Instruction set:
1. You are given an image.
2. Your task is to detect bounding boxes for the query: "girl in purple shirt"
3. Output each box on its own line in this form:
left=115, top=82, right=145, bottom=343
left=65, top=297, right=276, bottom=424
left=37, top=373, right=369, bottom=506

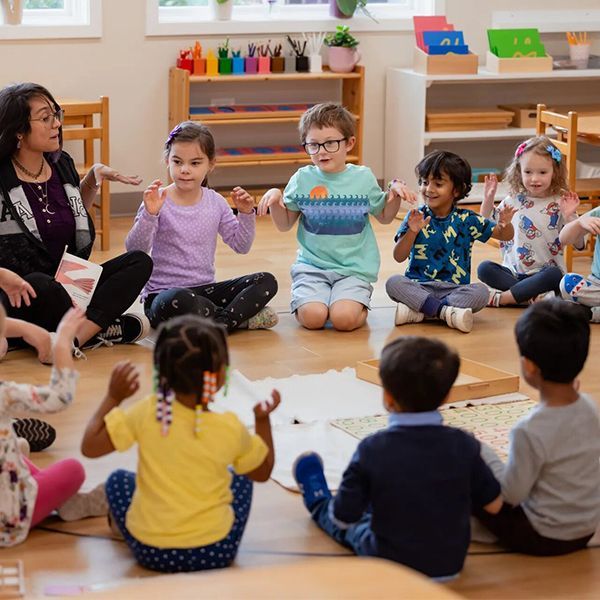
left=126, top=121, right=278, bottom=331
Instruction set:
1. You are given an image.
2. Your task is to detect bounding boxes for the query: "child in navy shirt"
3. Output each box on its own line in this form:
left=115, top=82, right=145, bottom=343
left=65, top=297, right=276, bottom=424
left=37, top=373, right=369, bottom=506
left=293, top=336, right=502, bottom=579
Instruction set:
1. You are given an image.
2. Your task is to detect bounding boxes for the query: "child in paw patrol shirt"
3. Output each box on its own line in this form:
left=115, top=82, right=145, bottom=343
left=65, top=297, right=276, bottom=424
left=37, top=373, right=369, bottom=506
left=479, top=136, right=582, bottom=308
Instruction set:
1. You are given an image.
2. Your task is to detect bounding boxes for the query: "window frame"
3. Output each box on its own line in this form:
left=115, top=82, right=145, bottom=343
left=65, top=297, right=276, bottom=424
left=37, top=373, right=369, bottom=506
left=146, top=0, right=445, bottom=36
left=0, top=0, right=102, bottom=40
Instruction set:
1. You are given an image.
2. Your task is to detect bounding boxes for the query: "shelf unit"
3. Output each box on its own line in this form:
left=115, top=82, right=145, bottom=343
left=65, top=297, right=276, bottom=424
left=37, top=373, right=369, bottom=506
left=169, top=67, right=364, bottom=185
left=385, top=67, right=600, bottom=203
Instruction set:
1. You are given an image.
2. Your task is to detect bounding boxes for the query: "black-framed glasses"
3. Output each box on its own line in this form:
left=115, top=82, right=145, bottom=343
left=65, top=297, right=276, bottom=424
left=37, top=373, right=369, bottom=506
left=303, top=138, right=347, bottom=155
left=30, top=109, right=64, bottom=128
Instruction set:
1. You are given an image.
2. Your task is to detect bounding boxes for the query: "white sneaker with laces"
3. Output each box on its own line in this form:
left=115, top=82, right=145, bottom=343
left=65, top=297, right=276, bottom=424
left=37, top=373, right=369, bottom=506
left=441, top=306, right=473, bottom=333
left=591, top=306, right=600, bottom=323
left=394, top=303, right=425, bottom=326
left=82, top=313, right=150, bottom=350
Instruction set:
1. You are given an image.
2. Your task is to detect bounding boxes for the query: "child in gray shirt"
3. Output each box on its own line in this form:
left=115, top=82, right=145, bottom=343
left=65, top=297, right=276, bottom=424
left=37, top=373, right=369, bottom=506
left=476, top=299, right=600, bottom=555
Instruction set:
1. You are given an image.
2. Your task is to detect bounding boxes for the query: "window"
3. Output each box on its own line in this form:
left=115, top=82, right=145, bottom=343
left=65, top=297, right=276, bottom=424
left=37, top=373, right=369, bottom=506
left=0, top=0, right=102, bottom=39
left=147, top=0, right=443, bottom=36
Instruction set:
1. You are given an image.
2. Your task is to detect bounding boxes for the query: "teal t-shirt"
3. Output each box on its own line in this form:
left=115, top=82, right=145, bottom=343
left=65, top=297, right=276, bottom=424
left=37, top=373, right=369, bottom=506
left=590, top=206, right=600, bottom=279
left=283, top=164, right=386, bottom=282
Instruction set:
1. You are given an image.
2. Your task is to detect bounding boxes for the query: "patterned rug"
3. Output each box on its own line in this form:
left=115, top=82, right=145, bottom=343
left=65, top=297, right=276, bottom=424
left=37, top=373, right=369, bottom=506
left=331, top=400, right=537, bottom=461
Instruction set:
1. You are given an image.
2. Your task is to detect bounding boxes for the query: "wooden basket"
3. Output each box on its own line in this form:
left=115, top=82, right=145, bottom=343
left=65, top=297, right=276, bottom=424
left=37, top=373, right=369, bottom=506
left=355, top=358, right=519, bottom=403
left=485, top=51, right=553, bottom=74
left=413, top=47, right=478, bottom=75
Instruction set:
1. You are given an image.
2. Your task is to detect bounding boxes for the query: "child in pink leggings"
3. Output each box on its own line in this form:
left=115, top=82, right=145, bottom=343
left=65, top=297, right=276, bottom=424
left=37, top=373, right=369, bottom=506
left=0, top=306, right=105, bottom=547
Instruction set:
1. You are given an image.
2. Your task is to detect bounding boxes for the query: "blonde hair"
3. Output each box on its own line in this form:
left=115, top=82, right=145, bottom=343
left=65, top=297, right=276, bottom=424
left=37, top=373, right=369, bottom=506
left=298, top=103, right=356, bottom=143
left=505, top=136, right=567, bottom=196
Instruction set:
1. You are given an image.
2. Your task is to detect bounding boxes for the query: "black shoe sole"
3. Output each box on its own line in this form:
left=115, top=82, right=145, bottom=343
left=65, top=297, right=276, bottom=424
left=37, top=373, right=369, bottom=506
left=12, top=418, right=56, bottom=452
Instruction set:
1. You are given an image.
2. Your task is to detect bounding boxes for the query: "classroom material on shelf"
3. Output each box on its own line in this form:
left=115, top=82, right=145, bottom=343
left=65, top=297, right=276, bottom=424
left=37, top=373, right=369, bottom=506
left=486, top=28, right=552, bottom=73
left=412, top=15, right=477, bottom=75
left=332, top=399, right=536, bottom=461
left=498, top=103, right=551, bottom=128
left=0, top=560, right=24, bottom=598
left=426, top=107, right=514, bottom=132
left=190, top=103, right=315, bottom=121
left=566, top=31, right=591, bottom=67
left=355, top=357, right=519, bottom=403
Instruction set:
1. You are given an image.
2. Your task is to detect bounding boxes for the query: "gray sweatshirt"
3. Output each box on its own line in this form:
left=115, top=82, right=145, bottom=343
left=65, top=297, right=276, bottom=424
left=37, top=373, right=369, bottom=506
left=481, top=394, right=600, bottom=540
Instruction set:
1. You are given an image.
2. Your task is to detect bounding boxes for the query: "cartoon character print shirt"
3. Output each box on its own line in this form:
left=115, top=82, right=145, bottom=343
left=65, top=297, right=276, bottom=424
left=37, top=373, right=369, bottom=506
left=396, top=206, right=495, bottom=285
left=284, top=164, right=386, bottom=282
left=496, top=194, right=566, bottom=275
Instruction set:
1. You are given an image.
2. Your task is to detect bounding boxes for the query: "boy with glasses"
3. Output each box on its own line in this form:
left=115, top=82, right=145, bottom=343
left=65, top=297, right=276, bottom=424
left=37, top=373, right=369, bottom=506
left=258, top=103, right=415, bottom=331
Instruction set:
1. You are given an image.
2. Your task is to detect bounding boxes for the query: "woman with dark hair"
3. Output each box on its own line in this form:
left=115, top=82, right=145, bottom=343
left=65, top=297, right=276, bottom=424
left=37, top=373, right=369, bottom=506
left=0, top=82, right=153, bottom=354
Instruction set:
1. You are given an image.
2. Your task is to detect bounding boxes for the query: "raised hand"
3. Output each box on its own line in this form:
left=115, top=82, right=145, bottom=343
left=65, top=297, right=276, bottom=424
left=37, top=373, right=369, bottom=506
left=55, top=307, right=86, bottom=346
left=559, top=191, right=580, bottom=219
left=484, top=173, right=498, bottom=205
left=253, top=389, right=281, bottom=419
left=0, top=268, right=36, bottom=308
left=93, top=164, right=142, bottom=187
left=497, top=203, right=518, bottom=229
left=257, top=188, right=284, bottom=217
left=143, top=179, right=168, bottom=216
left=107, top=361, right=140, bottom=404
left=579, top=214, right=600, bottom=235
left=407, top=208, right=431, bottom=233
left=231, top=186, right=255, bottom=214
left=389, top=179, right=418, bottom=206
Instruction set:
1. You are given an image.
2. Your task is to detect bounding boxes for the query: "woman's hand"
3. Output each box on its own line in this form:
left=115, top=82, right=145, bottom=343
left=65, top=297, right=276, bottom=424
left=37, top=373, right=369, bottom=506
left=231, top=186, right=255, bottom=214
left=143, top=179, right=168, bottom=216
left=92, top=164, right=142, bottom=187
left=0, top=268, right=36, bottom=308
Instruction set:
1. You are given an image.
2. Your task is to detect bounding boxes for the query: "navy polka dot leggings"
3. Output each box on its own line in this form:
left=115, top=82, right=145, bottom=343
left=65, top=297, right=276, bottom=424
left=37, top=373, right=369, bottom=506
left=105, top=469, right=253, bottom=572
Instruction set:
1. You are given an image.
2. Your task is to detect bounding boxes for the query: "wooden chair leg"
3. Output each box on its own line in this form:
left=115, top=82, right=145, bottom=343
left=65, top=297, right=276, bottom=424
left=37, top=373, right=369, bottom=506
left=564, top=245, right=573, bottom=272
left=100, top=181, right=110, bottom=251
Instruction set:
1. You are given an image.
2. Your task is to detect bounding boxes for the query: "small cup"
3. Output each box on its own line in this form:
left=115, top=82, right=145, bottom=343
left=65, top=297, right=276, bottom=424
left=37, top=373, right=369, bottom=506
left=569, top=43, right=591, bottom=67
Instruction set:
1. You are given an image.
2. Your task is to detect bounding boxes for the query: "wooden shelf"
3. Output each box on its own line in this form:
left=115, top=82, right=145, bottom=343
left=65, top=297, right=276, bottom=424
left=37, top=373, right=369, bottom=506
left=216, top=154, right=360, bottom=168
left=424, top=127, right=537, bottom=143
left=188, top=69, right=362, bottom=83
left=194, top=112, right=361, bottom=126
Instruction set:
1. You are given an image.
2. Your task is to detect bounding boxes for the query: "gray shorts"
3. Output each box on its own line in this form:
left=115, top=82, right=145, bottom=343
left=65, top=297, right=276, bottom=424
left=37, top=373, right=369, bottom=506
left=290, top=262, right=373, bottom=313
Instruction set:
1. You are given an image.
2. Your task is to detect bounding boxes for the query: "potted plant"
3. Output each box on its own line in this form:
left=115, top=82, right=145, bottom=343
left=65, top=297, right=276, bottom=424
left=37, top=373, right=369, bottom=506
left=329, top=0, right=376, bottom=21
left=209, top=0, right=232, bottom=21
left=325, top=26, right=361, bottom=73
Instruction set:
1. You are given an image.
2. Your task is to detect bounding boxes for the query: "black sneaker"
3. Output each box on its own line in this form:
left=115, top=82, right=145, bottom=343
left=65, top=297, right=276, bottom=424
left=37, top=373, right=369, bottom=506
left=12, top=418, right=56, bottom=452
left=82, top=313, right=150, bottom=350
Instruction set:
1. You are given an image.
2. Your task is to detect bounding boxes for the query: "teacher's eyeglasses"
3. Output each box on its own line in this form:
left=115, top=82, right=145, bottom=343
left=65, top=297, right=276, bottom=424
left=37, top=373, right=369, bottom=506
left=30, top=109, right=64, bottom=128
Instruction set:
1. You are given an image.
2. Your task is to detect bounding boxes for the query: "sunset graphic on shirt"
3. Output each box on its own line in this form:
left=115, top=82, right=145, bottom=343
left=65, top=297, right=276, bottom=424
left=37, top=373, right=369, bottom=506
left=309, top=185, right=329, bottom=200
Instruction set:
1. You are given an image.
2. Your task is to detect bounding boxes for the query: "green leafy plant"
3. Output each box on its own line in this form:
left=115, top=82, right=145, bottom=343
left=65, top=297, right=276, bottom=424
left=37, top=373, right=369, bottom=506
left=334, top=0, right=376, bottom=21
left=324, top=25, right=359, bottom=49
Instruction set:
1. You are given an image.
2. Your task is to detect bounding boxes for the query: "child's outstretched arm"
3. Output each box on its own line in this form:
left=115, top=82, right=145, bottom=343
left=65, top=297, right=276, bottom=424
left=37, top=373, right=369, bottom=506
left=81, top=361, right=140, bottom=458
left=560, top=211, right=600, bottom=247
left=5, top=318, right=53, bottom=365
left=480, top=174, right=498, bottom=219
left=490, top=204, right=516, bottom=241
left=246, top=389, right=281, bottom=482
left=393, top=209, right=431, bottom=263
left=257, top=188, right=299, bottom=231
left=375, top=180, right=418, bottom=224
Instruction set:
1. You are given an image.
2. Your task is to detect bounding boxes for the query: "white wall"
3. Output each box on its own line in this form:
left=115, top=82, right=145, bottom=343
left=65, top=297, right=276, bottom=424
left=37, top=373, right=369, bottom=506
left=0, top=0, right=597, bottom=203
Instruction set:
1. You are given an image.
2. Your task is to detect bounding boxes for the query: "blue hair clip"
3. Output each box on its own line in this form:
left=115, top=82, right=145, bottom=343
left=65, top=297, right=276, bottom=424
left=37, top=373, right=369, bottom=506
left=546, top=144, right=562, bottom=163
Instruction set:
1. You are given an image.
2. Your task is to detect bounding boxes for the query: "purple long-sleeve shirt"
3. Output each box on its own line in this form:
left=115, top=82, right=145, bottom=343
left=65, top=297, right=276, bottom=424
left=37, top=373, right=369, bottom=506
left=125, top=188, right=255, bottom=297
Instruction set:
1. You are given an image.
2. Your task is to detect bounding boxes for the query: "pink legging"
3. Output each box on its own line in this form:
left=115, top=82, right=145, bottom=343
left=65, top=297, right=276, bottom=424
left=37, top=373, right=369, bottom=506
left=23, top=457, right=85, bottom=527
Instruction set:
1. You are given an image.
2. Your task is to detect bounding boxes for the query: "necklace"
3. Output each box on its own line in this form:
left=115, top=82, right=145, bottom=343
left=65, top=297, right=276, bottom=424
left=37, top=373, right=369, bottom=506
left=13, top=156, right=45, bottom=180
left=25, top=180, right=55, bottom=224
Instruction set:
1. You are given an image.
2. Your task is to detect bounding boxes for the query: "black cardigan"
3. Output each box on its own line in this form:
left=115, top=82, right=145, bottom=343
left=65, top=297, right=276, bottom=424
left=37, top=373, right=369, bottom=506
left=0, top=152, right=95, bottom=276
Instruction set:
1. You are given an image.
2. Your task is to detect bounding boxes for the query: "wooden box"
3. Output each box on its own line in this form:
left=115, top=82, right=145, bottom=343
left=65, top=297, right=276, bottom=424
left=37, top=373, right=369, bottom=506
left=497, top=103, right=550, bottom=128
left=485, top=51, right=553, bottom=74
left=355, top=358, right=519, bottom=403
left=426, top=107, right=514, bottom=131
left=413, top=47, right=478, bottom=75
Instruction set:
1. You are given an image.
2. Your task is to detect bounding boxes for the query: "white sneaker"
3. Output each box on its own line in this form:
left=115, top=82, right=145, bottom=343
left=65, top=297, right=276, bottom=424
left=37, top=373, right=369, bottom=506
left=530, top=291, right=556, bottom=304
left=394, top=302, right=425, bottom=326
left=441, top=306, right=473, bottom=333
left=591, top=306, right=600, bottom=323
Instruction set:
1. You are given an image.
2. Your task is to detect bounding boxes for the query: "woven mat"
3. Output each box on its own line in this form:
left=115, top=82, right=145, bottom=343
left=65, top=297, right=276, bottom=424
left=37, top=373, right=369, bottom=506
left=332, top=400, right=537, bottom=461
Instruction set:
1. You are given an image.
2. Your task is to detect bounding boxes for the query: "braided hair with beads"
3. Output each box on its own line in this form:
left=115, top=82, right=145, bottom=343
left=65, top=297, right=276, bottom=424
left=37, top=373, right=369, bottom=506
left=153, top=315, right=229, bottom=437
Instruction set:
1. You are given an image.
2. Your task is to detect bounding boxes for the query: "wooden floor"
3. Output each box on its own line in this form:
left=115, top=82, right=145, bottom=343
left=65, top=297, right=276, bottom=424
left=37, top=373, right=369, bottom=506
left=2, top=215, right=599, bottom=598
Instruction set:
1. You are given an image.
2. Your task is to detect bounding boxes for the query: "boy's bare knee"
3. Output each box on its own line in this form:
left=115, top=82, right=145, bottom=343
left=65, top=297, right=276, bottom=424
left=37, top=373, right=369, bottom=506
left=329, top=304, right=366, bottom=331
left=297, top=304, right=328, bottom=330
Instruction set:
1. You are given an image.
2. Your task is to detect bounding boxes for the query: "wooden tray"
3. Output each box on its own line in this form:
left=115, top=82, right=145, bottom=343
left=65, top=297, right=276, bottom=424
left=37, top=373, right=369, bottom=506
left=426, top=107, right=514, bottom=131
left=486, top=51, right=553, bottom=74
left=498, top=103, right=549, bottom=128
left=355, top=358, right=519, bottom=403
left=413, top=47, right=478, bottom=75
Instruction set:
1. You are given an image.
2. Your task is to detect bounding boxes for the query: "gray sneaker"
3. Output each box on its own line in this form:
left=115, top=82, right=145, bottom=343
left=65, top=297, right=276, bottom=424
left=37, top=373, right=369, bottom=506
left=57, top=483, right=108, bottom=522
left=394, top=302, right=425, bottom=326
left=441, top=306, right=473, bottom=333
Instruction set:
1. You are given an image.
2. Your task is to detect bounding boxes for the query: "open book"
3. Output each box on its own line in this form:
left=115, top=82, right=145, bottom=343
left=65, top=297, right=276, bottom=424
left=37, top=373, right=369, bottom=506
left=55, top=248, right=103, bottom=310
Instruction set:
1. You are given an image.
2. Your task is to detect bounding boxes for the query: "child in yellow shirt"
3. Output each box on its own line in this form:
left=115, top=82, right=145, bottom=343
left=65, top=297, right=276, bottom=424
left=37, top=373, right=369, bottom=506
left=81, top=316, right=280, bottom=572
